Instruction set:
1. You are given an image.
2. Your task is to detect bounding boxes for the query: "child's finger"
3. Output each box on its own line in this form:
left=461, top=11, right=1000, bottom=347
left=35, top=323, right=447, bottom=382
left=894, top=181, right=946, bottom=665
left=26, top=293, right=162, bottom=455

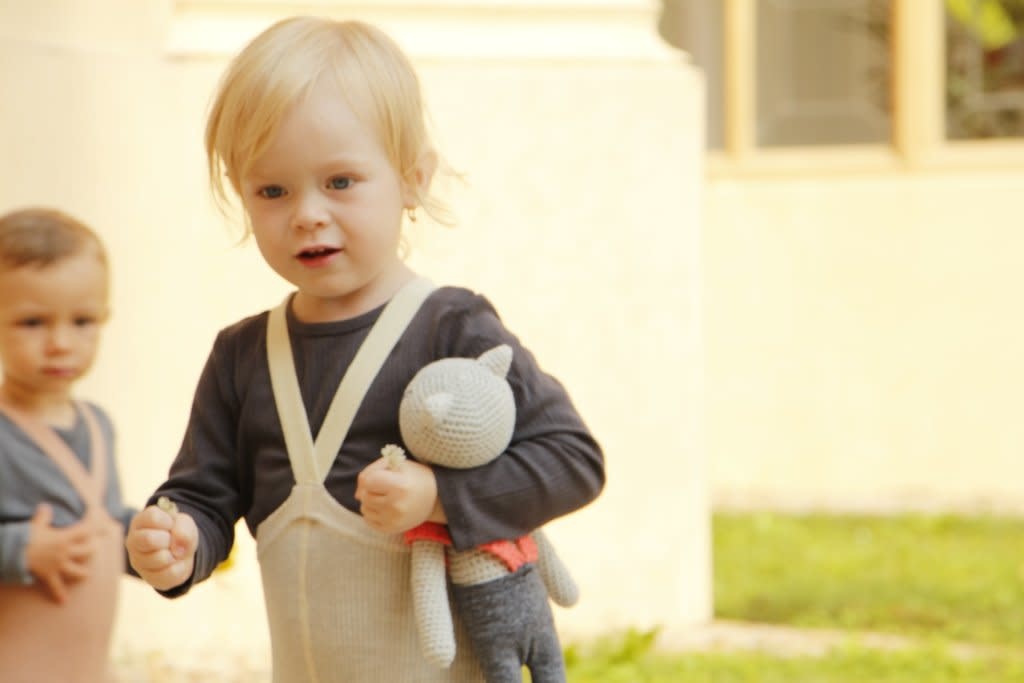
left=58, top=559, right=91, bottom=585
left=360, top=506, right=383, bottom=528
left=126, top=527, right=172, bottom=554
left=357, top=465, right=400, bottom=498
left=61, top=522, right=97, bottom=545
left=128, top=547, right=178, bottom=573
left=133, top=553, right=194, bottom=592
left=129, top=505, right=175, bottom=533
left=30, top=502, right=54, bottom=527
left=61, top=556, right=91, bottom=578
left=39, top=571, right=69, bottom=604
left=148, top=560, right=193, bottom=590
left=169, top=513, right=198, bottom=559
left=65, top=533, right=97, bottom=562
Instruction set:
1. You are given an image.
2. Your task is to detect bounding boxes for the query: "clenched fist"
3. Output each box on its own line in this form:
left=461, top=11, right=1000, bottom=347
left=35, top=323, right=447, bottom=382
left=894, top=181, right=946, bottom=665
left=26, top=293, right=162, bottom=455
left=125, top=502, right=198, bottom=591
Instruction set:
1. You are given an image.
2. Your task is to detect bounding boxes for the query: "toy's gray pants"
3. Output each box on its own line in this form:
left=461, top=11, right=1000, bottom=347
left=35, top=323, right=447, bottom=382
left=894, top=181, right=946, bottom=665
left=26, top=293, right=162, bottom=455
left=451, top=565, right=566, bottom=683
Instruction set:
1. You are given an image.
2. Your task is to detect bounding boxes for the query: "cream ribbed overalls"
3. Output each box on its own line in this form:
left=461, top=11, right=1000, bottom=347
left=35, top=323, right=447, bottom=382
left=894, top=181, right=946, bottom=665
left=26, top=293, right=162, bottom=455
left=0, top=402, right=122, bottom=683
left=257, top=278, right=483, bottom=682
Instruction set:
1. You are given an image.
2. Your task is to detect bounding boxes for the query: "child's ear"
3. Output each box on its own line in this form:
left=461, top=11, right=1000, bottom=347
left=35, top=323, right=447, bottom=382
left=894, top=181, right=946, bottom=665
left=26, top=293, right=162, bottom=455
left=403, top=149, right=438, bottom=209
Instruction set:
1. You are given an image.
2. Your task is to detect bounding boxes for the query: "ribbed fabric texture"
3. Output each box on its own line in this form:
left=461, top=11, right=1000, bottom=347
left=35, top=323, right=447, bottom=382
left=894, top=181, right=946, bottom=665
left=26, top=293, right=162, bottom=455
left=259, top=281, right=483, bottom=681
left=257, top=486, right=482, bottom=681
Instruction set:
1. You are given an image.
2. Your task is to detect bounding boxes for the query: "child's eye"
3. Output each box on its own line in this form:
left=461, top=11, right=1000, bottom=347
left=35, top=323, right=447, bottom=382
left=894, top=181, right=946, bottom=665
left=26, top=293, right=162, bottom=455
left=17, top=317, right=44, bottom=328
left=74, top=316, right=98, bottom=327
left=258, top=185, right=286, bottom=199
left=327, top=176, right=352, bottom=190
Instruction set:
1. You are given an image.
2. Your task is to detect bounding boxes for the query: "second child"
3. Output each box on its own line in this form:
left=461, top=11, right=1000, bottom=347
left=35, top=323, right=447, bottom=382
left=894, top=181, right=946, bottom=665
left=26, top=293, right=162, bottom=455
left=0, top=207, right=137, bottom=683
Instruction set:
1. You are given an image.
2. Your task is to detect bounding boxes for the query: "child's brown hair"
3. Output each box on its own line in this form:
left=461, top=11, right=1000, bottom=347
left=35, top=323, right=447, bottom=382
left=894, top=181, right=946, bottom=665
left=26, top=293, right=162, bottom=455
left=0, top=208, right=107, bottom=271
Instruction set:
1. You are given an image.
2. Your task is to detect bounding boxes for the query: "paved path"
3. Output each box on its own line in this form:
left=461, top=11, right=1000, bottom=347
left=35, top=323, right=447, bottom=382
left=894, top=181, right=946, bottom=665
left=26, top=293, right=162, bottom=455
left=113, top=619, right=1006, bottom=681
left=113, top=653, right=270, bottom=683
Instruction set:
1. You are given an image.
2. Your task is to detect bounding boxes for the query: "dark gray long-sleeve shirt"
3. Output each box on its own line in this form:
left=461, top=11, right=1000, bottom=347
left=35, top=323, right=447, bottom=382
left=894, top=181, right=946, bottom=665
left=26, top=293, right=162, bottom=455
left=151, top=287, right=605, bottom=593
left=0, top=403, right=136, bottom=584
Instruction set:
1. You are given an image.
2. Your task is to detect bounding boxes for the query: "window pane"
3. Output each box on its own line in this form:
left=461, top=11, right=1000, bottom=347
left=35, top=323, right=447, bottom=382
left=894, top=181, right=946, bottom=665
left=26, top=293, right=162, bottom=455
left=946, top=0, right=1024, bottom=140
left=756, top=0, right=892, bottom=147
left=659, top=0, right=725, bottom=150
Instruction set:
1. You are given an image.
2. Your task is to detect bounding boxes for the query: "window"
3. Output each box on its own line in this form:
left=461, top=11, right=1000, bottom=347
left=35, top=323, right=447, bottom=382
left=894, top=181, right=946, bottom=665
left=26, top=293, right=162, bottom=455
left=756, top=0, right=892, bottom=147
left=660, top=0, right=1024, bottom=172
left=946, top=0, right=1024, bottom=140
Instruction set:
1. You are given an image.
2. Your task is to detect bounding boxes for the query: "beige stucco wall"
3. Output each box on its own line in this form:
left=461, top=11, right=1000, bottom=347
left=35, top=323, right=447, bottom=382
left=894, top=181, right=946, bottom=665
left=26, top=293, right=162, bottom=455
left=706, top=170, right=1024, bottom=512
left=0, top=0, right=708, bottom=666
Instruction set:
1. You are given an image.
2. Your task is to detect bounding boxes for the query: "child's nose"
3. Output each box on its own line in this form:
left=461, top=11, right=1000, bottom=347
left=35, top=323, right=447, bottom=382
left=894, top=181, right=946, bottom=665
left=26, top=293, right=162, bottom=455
left=292, top=194, right=330, bottom=232
left=46, top=324, right=74, bottom=352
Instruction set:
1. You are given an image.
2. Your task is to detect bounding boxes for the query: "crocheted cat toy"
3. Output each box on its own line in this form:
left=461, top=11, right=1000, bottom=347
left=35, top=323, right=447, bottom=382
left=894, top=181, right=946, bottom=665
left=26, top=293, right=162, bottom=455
left=382, top=344, right=578, bottom=682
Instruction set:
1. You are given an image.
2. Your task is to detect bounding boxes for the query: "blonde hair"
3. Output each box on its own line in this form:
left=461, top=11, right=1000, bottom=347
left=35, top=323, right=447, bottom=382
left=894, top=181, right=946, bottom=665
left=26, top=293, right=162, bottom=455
left=206, top=17, right=447, bottom=236
left=0, top=207, right=107, bottom=271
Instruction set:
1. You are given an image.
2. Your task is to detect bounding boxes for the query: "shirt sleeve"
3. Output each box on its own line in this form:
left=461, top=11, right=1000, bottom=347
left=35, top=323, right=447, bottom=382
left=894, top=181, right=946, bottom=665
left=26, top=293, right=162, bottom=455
left=0, top=521, right=34, bottom=585
left=430, top=292, right=605, bottom=550
left=147, top=331, right=244, bottom=596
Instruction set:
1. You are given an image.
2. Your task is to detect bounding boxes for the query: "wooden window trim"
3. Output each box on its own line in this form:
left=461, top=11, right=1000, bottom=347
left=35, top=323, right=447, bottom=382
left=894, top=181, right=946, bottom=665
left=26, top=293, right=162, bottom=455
left=891, top=0, right=943, bottom=166
left=715, top=0, right=1024, bottom=178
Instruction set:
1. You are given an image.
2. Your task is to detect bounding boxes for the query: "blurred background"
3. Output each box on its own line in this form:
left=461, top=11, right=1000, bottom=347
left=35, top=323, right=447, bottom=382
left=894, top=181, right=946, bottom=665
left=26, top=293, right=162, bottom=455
left=1, top=0, right=1023, bottom=678
left=663, top=0, right=1024, bottom=514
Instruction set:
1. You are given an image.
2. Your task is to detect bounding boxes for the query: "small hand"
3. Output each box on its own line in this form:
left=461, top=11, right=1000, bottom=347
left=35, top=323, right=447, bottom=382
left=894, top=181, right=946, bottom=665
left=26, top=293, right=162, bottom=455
left=356, top=457, right=444, bottom=534
left=25, top=503, right=96, bottom=604
left=125, top=503, right=198, bottom=591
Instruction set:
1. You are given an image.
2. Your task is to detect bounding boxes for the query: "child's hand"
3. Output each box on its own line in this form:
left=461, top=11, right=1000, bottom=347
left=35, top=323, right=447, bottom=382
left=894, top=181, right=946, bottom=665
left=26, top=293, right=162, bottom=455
left=25, top=503, right=96, bottom=604
left=125, top=501, right=198, bottom=591
left=355, top=457, right=444, bottom=534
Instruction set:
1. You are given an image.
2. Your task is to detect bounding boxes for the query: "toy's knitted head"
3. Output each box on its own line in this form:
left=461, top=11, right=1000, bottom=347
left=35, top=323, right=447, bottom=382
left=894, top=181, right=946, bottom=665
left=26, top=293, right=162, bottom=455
left=399, top=345, right=515, bottom=469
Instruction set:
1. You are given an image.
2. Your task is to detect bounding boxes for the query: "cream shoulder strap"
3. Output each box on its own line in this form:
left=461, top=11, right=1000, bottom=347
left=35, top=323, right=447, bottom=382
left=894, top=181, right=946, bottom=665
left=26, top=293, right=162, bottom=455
left=266, top=278, right=436, bottom=483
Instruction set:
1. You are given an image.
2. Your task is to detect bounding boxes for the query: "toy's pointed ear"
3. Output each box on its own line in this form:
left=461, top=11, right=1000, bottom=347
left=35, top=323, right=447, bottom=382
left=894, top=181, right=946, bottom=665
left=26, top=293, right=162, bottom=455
left=478, top=344, right=513, bottom=378
left=424, top=393, right=454, bottom=427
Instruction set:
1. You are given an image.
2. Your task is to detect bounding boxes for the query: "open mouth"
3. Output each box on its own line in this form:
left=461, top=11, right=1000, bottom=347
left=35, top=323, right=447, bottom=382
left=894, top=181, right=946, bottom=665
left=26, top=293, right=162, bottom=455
left=297, top=246, right=342, bottom=261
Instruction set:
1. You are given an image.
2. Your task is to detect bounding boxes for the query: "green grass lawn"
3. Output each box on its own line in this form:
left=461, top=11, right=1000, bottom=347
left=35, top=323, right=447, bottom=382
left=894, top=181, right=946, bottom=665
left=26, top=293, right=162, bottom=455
left=714, top=512, right=1024, bottom=645
left=566, top=640, right=1024, bottom=683
left=565, top=512, right=1024, bottom=682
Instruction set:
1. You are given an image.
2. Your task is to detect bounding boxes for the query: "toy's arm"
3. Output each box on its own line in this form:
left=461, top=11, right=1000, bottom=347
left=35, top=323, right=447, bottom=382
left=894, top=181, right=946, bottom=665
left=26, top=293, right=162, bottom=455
left=532, top=529, right=579, bottom=607
left=410, top=541, right=457, bottom=667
